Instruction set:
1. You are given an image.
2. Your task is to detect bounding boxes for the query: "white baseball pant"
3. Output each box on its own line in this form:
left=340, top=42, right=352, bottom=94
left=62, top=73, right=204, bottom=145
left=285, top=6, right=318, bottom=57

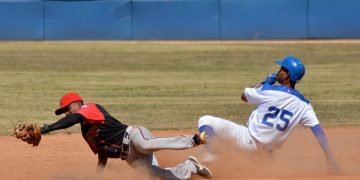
left=198, top=115, right=257, bottom=151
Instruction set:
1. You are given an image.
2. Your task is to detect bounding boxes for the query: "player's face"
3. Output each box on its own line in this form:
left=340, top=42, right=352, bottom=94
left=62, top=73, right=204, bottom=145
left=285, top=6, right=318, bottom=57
left=276, top=67, right=290, bottom=84
left=65, top=101, right=81, bottom=116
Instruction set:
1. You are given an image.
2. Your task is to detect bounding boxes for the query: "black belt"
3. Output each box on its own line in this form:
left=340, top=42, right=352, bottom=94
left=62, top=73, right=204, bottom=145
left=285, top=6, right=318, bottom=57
left=120, top=126, right=131, bottom=160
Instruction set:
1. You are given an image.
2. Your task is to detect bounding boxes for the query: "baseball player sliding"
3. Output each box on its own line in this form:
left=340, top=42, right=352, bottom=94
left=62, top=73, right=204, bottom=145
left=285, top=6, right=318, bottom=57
left=198, top=56, right=341, bottom=174
left=15, top=92, right=212, bottom=179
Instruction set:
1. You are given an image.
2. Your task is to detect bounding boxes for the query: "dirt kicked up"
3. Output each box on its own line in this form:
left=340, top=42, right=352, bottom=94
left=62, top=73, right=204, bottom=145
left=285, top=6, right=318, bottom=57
left=2, top=128, right=360, bottom=180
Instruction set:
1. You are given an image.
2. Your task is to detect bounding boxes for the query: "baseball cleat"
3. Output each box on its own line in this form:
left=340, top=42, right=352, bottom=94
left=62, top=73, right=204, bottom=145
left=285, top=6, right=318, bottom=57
left=188, top=156, right=212, bottom=178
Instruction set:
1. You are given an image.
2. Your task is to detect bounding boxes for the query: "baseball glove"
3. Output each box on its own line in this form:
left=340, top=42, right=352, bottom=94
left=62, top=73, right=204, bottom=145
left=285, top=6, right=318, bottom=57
left=14, top=122, right=41, bottom=146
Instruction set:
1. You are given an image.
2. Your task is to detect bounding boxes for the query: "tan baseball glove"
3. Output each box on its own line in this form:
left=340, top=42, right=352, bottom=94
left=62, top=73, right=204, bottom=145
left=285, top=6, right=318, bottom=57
left=14, top=122, right=41, bottom=146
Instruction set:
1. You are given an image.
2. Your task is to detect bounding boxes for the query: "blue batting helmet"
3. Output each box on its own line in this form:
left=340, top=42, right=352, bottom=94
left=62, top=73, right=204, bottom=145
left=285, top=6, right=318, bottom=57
left=276, top=56, right=305, bottom=83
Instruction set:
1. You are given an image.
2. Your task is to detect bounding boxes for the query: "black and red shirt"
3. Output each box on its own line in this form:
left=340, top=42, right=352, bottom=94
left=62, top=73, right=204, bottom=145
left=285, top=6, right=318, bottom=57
left=41, top=103, right=128, bottom=155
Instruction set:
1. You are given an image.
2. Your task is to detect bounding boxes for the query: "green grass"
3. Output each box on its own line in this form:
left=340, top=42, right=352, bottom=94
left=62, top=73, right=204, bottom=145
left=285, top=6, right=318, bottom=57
left=0, top=42, right=359, bottom=135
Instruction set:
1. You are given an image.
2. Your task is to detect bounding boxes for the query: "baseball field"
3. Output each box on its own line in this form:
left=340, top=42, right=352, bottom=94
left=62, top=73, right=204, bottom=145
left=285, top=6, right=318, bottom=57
left=0, top=41, right=359, bottom=179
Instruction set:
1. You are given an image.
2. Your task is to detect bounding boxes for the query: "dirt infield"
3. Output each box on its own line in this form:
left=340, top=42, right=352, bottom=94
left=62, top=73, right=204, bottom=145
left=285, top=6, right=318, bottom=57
left=2, top=128, right=360, bottom=180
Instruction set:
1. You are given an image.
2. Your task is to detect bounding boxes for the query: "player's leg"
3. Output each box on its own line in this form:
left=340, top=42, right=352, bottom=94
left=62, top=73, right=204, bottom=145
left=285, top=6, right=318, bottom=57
left=198, top=115, right=257, bottom=150
left=129, top=126, right=196, bottom=154
left=126, top=146, right=211, bottom=179
left=126, top=126, right=212, bottom=178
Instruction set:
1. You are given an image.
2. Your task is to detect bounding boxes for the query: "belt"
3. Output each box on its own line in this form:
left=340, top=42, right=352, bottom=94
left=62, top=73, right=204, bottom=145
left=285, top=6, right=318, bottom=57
left=120, top=126, right=132, bottom=160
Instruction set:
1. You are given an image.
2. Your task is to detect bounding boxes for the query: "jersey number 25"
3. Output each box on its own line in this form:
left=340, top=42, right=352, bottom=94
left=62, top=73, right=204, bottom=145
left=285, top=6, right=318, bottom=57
left=262, top=106, right=293, bottom=132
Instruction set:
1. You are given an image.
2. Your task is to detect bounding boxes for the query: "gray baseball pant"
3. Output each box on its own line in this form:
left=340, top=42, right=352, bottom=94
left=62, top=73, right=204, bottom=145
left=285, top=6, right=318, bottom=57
left=124, top=126, right=198, bottom=180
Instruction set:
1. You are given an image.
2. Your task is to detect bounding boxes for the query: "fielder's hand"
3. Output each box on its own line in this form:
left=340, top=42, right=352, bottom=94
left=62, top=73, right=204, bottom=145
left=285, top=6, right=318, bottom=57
left=14, top=122, right=42, bottom=146
left=193, top=132, right=208, bottom=145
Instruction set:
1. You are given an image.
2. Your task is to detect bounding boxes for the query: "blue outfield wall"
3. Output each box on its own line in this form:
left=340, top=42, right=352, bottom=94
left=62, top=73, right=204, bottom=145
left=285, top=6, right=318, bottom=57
left=44, top=0, right=131, bottom=40
left=0, top=0, right=43, bottom=40
left=132, top=0, right=219, bottom=40
left=308, top=0, right=360, bottom=39
left=1, top=0, right=360, bottom=40
left=220, top=0, right=308, bottom=40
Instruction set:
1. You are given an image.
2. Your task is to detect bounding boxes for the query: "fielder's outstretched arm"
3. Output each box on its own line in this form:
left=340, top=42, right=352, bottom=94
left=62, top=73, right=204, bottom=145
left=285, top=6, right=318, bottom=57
left=311, top=124, right=340, bottom=174
left=40, top=113, right=84, bottom=134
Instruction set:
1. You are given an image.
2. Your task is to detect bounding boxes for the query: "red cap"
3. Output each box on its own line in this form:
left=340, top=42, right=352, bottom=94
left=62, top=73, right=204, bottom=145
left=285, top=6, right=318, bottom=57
left=55, top=92, right=83, bottom=115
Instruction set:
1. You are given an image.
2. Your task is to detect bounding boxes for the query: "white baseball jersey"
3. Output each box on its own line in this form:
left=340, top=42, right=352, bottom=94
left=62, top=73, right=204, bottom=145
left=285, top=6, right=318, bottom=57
left=244, top=84, right=319, bottom=151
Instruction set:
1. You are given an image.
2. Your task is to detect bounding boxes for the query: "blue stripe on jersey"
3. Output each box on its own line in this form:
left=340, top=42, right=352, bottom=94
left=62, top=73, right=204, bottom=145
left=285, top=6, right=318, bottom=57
left=261, top=84, right=310, bottom=104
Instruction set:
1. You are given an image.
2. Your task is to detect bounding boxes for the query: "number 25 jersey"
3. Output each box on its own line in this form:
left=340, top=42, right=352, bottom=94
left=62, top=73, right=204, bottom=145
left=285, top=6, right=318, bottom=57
left=244, top=84, right=319, bottom=151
